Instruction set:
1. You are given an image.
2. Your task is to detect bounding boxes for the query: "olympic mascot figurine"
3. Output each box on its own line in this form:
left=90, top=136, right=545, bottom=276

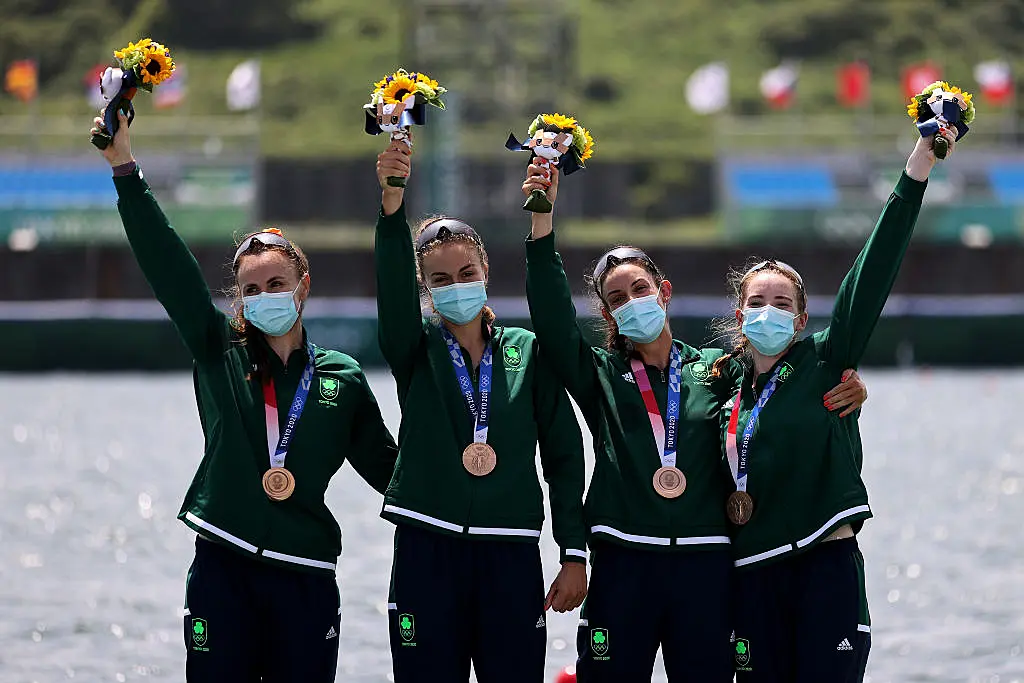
left=907, top=81, right=976, bottom=159
left=91, top=38, right=176, bottom=150
left=506, top=113, right=594, bottom=213
left=364, top=69, right=446, bottom=187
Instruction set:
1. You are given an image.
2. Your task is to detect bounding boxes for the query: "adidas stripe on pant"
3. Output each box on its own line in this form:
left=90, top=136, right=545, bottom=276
left=183, top=537, right=341, bottom=682
left=387, top=524, right=547, bottom=683
left=732, top=537, right=871, bottom=683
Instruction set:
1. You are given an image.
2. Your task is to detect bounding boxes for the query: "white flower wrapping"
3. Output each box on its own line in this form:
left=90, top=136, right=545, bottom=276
left=100, top=67, right=124, bottom=103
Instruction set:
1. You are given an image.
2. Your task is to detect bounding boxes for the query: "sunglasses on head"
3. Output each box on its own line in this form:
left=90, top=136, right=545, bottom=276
left=414, top=218, right=482, bottom=252
left=233, top=230, right=292, bottom=266
left=592, top=247, right=658, bottom=291
left=744, top=259, right=804, bottom=288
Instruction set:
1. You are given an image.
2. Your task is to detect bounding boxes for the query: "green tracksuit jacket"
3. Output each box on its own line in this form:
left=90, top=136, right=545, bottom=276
left=374, top=204, right=587, bottom=563
left=723, top=172, right=927, bottom=569
left=526, top=232, right=742, bottom=551
left=115, top=168, right=398, bottom=575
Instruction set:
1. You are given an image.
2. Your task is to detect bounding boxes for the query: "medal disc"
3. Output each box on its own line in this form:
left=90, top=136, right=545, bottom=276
left=652, top=466, right=686, bottom=498
left=462, top=443, right=497, bottom=476
left=262, top=467, right=295, bottom=501
left=726, top=491, right=754, bottom=525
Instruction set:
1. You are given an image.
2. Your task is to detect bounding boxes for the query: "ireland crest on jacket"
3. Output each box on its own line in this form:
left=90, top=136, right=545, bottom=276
left=590, top=628, right=609, bottom=658
left=503, top=344, right=523, bottom=370
left=320, top=377, right=340, bottom=400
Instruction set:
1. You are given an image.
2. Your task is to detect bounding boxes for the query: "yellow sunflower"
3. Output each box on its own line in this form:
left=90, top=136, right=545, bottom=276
left=381, top=74, right=417, bottom=104
left=577, top=125, right=595, bottom=162
left=113, top=38, right=153, bottom=62
left=139, top=43, right=175, bottom=86
left=540, top=113, right=578, bottom=131
left=906, top=99, right=920, bottom=120
left=414, top=73, right=440, bottom=90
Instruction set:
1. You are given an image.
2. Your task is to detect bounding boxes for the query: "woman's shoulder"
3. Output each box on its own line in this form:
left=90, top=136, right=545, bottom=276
left=496, top=325, right=534, bottom=343
left=313, top=347, right=367, bottom=380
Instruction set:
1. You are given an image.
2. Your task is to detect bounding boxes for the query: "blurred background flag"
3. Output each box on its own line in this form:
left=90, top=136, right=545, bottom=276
left=837, top=61, right=870, bottom=108
left=4, top=60, right=38, bottom=103
left=154, top=63, right=187, bottom=109
left=85, top=64, right=108, bottom=110
left=760, top=62, right=798, bottom=109
left=974, top=60, right=1013, bottom=106
left=685, top=62, right=730, bottom=114
left=226, top=59, right=260, bottom=111
left=901, top=61, right=941, bottom=99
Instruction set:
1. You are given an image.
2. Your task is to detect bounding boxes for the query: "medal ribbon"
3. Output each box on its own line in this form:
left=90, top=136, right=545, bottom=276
left=440, top=327, right=493, bottom=445
left=262, top=342, right=317, bottom=469
left=726, top=364, right=784, bottom=492
left=629, top=345, right=683, bottom=468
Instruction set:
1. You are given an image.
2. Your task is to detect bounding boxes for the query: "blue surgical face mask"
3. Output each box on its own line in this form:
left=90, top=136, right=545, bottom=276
left=243, top=283, right=302, bottom=337
left=741, top=305, right=797, bottom=356
left=611, top=294, right=667, bottom=344
left=430, top=280, right=488, bottom=325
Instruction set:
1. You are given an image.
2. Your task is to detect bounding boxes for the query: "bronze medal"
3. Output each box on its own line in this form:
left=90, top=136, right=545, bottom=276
left=262, top=467, right=295, bottom=501
left=652, top=466, right=686, bottom=499
left=727, top=491, right=754, bottom=525
left=462, top=443, right=497, bottom=476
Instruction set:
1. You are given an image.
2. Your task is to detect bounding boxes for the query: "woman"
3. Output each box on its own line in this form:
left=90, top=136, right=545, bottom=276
left=521, top=160, right=867, bottom=681
left=91, top=111, right=399, bottom=682
left=374, top=141, right=588, bottom=682
left=711, top=128, right=957, bottom=683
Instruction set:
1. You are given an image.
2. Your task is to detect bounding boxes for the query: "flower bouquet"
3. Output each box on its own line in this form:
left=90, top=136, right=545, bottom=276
left=90, top=39, right=176, bottom=150
left=907, top=81, right=975, bottom=159
left=364, top=68, right=446, bottom=187
left=506, top=113, right=594, bottom=213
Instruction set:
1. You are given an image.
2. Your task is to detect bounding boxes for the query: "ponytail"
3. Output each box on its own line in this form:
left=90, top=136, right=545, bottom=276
left=602, top=318, right=631, bottom=355
left=710, top=338, right=748, bottom=379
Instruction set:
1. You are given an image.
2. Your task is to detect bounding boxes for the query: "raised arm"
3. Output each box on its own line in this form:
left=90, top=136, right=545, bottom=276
left=822, top=130, right=953, bottom=368
left=523, top=163, right=601, bottom=410
left=92, top=111, right=226, bottom=361
left=374, top=142, right=427, bottom=383
left=343, top=367, right=399, bottom=495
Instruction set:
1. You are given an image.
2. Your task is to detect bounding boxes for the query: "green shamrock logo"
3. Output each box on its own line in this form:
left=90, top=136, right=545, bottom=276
left=736, top=641, right=746, bottom=654
left=503, top=344, right=522, bottom=368
left=398, top=613, right=415, bottom=642
left=191, top=618, right=208, bottom=647
left=593, top=631, right=605, bottom=645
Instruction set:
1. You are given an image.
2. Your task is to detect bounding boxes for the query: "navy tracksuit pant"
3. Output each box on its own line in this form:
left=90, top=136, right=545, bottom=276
left=388, top=523, right=548, bottom=683
left=576, top=541, right=735, bottom=682
left=183, top=537, right=342, bottom=682
left=732, top=537, right=871, bottom=682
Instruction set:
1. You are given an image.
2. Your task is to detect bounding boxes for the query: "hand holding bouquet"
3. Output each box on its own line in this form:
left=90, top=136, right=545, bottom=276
left=90, top=38, right=175, bottom=150
left=506, top=113, right=594, bottom=213
left=907, top=81, right=975, bottom=159
left=364, top=69, right=446, bottom=187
